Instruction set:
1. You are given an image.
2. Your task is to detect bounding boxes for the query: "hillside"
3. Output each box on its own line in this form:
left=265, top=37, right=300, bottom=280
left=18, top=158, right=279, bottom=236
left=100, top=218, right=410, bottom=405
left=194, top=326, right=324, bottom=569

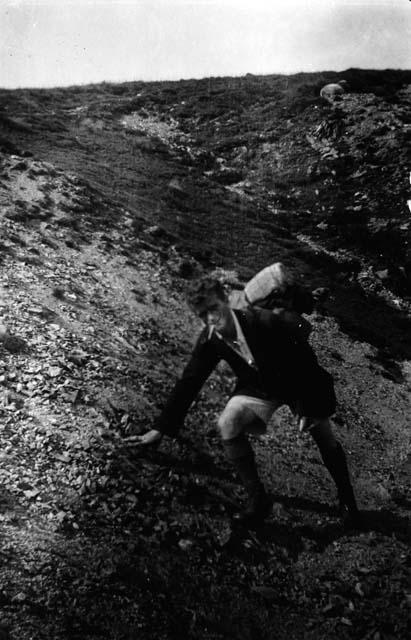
left=0, top=70, right=410, bottom=639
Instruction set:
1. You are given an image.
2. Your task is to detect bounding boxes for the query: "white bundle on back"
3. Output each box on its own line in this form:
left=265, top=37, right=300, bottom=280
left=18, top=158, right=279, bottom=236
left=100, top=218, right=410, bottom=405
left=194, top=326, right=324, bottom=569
left=244, top=262, right=294, bottom=307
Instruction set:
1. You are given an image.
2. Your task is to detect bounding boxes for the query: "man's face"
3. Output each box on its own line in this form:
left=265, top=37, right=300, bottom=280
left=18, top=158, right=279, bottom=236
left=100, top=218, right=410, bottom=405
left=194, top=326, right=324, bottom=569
left=194, top=295, right=234, bottom=337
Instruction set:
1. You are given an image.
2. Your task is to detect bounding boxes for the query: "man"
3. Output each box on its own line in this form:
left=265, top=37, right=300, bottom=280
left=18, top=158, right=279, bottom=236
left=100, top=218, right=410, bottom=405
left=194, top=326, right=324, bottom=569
left=138, top=277, right=361, bottom=526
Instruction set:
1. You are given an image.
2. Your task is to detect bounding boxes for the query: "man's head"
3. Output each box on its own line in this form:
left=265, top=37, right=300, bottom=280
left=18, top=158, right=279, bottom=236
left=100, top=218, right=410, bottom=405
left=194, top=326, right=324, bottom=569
left=187, top=277, right=235, bottom=337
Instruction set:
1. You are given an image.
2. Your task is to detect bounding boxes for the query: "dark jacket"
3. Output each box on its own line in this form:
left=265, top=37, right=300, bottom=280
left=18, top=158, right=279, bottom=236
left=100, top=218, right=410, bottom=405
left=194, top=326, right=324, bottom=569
left=154, top=307, right=336, bottom=437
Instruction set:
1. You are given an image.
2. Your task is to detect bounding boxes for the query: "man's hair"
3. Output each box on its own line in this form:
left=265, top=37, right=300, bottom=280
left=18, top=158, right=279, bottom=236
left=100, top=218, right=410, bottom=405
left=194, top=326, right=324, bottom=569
left=186, top=276, right=227, bottom=308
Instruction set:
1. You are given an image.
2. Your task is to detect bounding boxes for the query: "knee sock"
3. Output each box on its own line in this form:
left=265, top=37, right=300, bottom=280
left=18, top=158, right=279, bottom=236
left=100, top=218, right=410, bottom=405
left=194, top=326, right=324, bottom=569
left=316, top=441, right=358, bottom=513
left=223, top=433, right=262, bottom=493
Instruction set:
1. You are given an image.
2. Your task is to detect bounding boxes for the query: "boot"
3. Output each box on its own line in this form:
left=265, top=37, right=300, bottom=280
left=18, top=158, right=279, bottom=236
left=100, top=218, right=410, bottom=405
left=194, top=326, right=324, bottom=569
left=319, top=441, right=362, bottom=528
left=223, top=434, right=272, bottom=523
left=240, top=481, right=273, bottom=523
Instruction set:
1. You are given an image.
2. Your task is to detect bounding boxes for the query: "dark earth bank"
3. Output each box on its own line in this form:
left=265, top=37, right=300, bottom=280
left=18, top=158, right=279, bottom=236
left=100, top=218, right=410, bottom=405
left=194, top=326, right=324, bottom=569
left=0, top=69, right=410, bottom=639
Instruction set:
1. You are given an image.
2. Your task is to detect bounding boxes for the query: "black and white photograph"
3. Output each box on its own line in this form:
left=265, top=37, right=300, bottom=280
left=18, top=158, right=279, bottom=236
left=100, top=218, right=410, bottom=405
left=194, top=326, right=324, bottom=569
left=0, top=1, right=410, bottom=638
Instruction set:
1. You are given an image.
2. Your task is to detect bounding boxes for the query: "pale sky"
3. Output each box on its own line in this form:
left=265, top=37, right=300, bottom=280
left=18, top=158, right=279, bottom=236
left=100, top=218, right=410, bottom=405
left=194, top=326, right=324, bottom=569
left=1, top=0, right=410, bottom=89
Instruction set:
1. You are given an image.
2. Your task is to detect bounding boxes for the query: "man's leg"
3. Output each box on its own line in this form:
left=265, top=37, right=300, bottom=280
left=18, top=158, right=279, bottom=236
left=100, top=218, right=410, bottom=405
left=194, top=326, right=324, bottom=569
left=217, top=397, right=273, bottom=521
left=309, top=419, right=360, bottom=524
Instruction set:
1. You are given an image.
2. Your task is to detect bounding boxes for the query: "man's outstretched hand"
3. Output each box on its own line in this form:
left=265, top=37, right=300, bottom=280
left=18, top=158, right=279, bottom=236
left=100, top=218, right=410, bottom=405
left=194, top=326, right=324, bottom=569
left=298, top=416, right=311, bottom=433
left=132, top=429, right=163, bottom=446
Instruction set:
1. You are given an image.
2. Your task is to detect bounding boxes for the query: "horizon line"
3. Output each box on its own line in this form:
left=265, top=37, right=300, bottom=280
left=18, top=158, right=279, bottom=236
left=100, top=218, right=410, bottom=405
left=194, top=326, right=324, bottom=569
left=2, top=66, right=410, bottom=92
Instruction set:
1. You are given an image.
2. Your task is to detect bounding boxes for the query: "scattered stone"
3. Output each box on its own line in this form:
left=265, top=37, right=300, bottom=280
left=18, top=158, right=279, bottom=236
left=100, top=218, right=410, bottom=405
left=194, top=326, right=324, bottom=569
left=0, top=332, right=28, bottom=354
left=178, top=539, right=194, bottom=551
left=11, top=592, right=27, bottom=603
left=23, top=489, right=40, bottom=500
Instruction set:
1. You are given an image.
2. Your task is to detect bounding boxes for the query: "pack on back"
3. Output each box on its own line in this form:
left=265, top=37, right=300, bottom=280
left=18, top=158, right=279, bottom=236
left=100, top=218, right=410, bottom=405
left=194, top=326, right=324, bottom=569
left=244, top=263, right=293, bottom=308
left=229, top=262, right=312, bottom=341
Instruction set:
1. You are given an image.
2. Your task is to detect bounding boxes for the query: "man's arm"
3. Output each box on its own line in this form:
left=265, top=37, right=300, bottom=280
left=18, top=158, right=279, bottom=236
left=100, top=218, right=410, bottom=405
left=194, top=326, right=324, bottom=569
left=144, top=328, right=220, bottom=440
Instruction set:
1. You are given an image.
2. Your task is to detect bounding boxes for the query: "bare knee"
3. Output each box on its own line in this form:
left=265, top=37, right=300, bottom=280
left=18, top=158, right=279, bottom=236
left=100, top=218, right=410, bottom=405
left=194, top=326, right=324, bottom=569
left=218, top=405, right=259, bottom=440
left=217, top=406, right=244, bottom=440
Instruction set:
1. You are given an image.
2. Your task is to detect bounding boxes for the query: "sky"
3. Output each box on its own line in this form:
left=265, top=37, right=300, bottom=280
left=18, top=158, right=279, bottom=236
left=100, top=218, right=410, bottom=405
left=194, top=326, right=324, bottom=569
left=1, top=0, right=410, bottom=89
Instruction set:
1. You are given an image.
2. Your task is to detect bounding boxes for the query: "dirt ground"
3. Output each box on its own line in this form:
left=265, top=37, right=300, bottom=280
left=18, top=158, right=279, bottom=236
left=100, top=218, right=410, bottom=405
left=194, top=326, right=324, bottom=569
left=0, top=71, right=410, bottom=639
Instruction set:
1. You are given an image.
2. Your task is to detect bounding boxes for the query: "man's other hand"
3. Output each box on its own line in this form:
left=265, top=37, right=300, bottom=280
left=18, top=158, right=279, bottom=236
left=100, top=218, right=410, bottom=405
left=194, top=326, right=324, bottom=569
left=298, top=416, right=311, bottom=433
left=133, top=429, right=163, bottom=446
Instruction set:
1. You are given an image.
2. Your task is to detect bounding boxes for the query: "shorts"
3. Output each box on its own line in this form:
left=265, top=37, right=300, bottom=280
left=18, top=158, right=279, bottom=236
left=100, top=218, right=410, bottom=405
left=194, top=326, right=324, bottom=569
left=221, top=394, right=280, bottom=435
left=221, top=394, right=331, bottom=436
